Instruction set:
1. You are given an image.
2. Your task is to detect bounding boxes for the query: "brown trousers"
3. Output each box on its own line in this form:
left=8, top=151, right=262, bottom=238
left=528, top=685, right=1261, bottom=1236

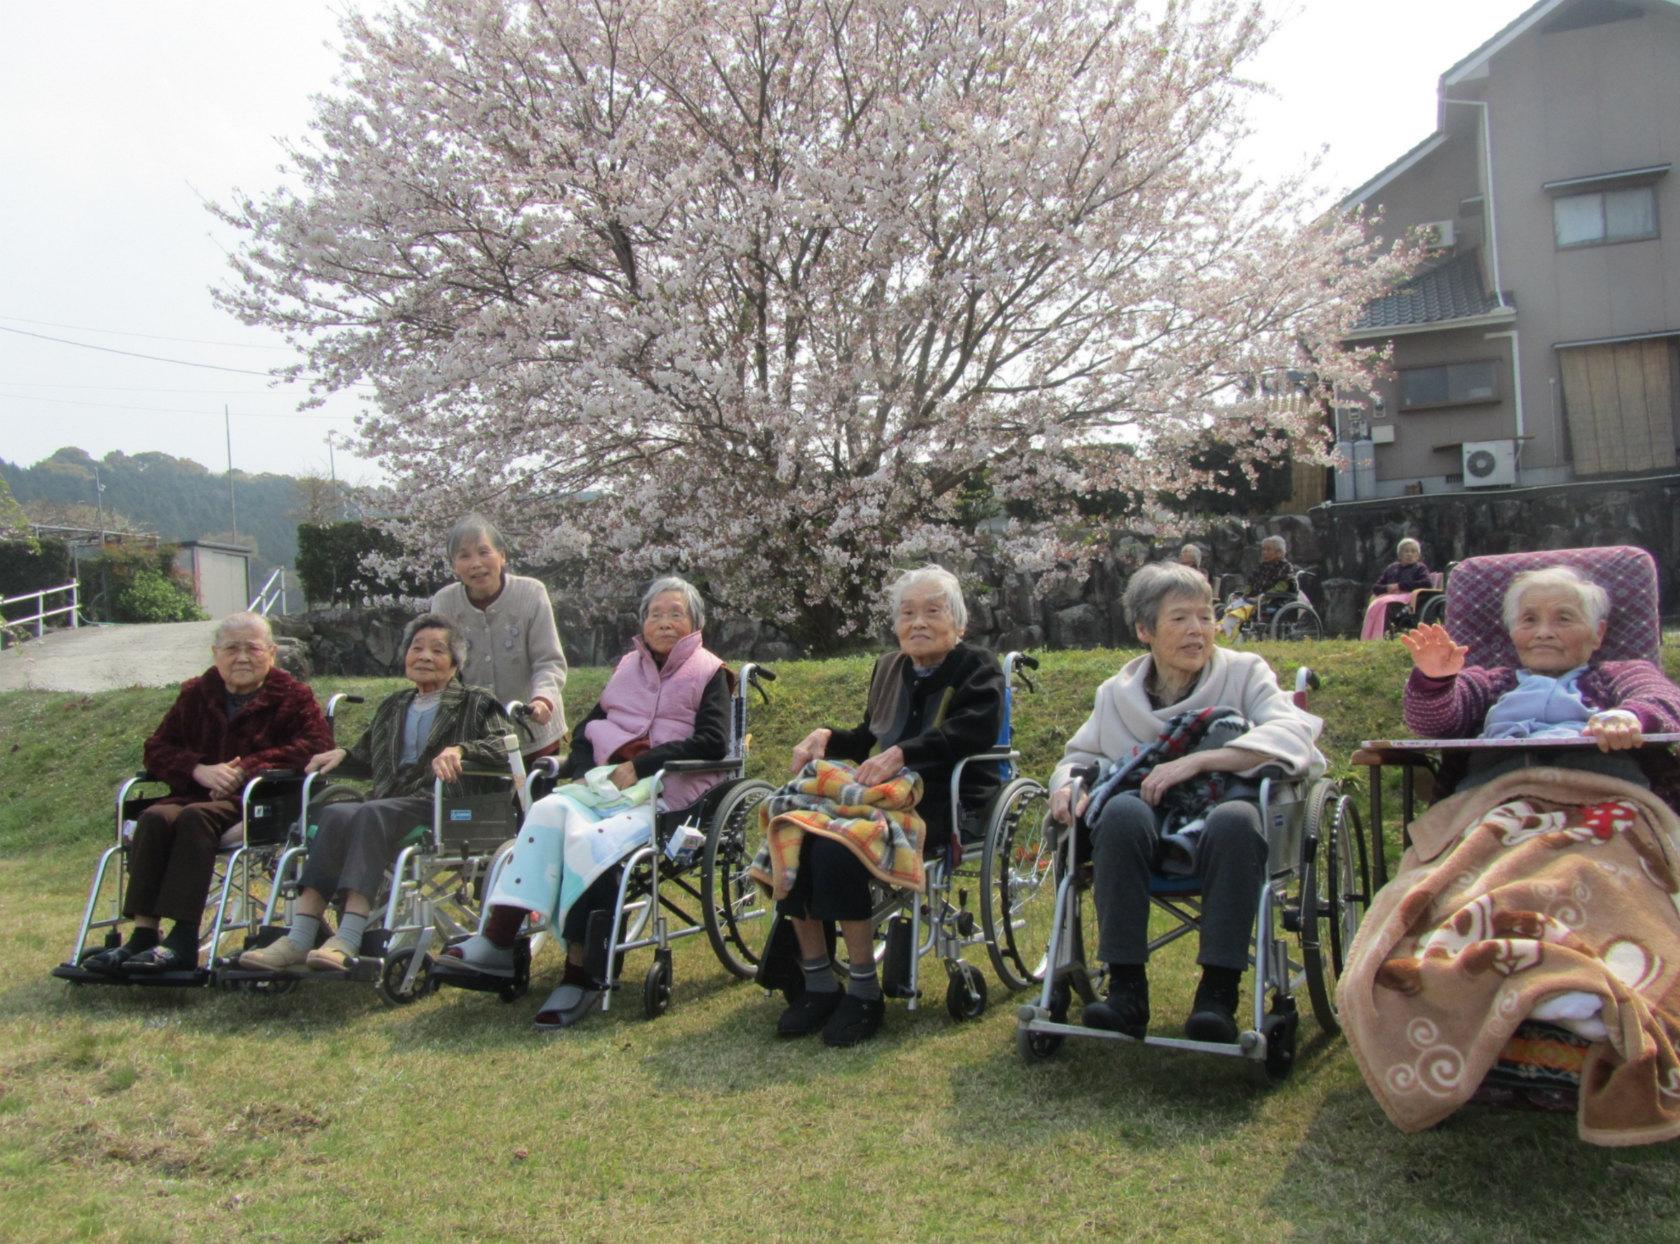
left=123, top=800, right=241, bottom=928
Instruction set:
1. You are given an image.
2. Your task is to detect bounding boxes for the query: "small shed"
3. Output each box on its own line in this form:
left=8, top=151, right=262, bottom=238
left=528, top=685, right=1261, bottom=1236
left=175, top=540, right=252, bottom=618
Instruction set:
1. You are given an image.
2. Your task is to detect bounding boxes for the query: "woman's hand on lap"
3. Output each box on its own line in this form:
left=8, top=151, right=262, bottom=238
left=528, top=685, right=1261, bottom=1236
left=852, top=746, right=906, bottom=788
left=305, top=748, right=346, bottom=776
left=609, top=761, right=638, bottom=789
left=1138, top=754, right=1205, bottom=806
left=791, top=728, right=831, bottom=773
left=432, top=746, right=465, bottom=782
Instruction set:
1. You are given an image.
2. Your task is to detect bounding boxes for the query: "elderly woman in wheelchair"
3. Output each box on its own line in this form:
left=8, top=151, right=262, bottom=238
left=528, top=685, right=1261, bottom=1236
left=1048, top=562, right=1325, bottom=1043
left=79, top=611, right=332, bottom=975
left=764, top=564, right=1006, bottom=1047
left=438, top=576, right=731, bottom=1031
left=237, top=613, right=513, bottom=974
left=1343, top=552, right=1680, bottom=1143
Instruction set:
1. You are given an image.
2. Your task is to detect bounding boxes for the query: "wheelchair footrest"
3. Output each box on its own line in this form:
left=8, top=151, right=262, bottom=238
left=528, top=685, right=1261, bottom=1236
left=51, top=963, right=211, bottom=988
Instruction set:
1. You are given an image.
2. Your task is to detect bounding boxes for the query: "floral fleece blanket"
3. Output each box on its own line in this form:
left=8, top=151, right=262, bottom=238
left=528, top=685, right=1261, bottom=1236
left=748, top=758, right=926, bottom=897
left=1338, top=767, right=1680, bottom=1146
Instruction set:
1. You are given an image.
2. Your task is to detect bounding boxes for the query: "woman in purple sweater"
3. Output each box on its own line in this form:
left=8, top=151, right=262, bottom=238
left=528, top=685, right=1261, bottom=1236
left=1401, top=566, right=1680, bottom=792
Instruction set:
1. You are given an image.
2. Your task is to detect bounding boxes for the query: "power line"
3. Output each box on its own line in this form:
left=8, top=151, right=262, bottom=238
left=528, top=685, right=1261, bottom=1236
left=0, top=381, right=293, bottom=395
left=0, top=324, right=281, bottom=375
left=0, top=313, right=292, bottom=351
left=0, top=390, right=355, bottom=420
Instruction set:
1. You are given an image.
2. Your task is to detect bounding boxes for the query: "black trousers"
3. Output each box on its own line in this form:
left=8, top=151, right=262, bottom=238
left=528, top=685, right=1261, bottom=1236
left=123, top=799, right=241, bottom=927
left=776, top=836, right=875, bottom=923
left=299, top=796, right=432, bottom=902
left=1090, top=794, right=1267, bottom=972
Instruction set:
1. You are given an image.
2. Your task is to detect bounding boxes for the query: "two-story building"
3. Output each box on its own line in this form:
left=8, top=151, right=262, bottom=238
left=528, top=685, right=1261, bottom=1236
left=1337, top=0, right=1680, bottom=500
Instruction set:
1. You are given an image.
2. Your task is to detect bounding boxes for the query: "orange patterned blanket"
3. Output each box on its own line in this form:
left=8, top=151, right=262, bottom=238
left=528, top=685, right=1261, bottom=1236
left=748, top=759, right=926, bottom=897
left=1338, top=767, right=1680, bottom=1146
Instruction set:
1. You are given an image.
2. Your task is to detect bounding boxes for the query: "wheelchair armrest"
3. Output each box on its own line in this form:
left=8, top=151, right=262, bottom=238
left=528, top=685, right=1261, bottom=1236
left=661, top=758, right=738, bottom=773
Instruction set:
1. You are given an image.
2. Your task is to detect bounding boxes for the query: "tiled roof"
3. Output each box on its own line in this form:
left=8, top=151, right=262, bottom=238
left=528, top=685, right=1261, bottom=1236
left=1352, top=251, right=1512, bottom=332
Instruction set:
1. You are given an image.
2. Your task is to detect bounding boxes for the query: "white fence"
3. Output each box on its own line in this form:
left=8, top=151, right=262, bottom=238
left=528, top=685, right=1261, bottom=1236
left=249, top=567, right=287, bottom=616
left=1, top=580, right=80, bottom=640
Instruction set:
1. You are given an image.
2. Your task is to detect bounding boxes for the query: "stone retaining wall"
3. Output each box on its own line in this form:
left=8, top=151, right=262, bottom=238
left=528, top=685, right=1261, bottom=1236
left=281, top=476, right=1678, bottom=672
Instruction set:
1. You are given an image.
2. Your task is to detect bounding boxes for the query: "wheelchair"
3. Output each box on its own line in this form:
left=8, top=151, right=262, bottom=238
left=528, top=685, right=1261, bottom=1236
left=219, top=719, right=532, bottom=1005
left=1015, top=668, right=1372, bottom=1082
left=51, top=693, right=365, bottom=989
left=842, top=651, right=1055, bottom=1022
left=1216, top=570, right=1324, bottom=642
left=446, top=662, right=780, bottom=1019
left=1371, top=567, right=1448, bottom=639
left=1351, top=544, right=1676, bottom=1110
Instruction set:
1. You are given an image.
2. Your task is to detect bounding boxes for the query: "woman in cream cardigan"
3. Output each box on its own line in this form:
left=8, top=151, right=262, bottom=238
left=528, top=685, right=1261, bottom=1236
left=430, top=513, right=568, bottom=757
left=1048, top=562, right=1325, bottom=1044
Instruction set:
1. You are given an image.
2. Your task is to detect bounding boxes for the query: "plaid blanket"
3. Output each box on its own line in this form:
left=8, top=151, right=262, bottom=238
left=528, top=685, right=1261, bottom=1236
left=1338, top=767, right=1680, bottom=1146
left=749, top=759, right=926, bottom=897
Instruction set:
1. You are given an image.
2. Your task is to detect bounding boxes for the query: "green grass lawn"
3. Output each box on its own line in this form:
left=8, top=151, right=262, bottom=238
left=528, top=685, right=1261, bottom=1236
left=4, top=640, right=1680, bottom=1242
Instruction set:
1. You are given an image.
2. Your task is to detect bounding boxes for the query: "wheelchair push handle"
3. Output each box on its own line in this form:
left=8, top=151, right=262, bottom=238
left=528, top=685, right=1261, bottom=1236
left=1003, top=650, right=1039, bottom=693
left=741, top=663, right=776, bottom=705
left=325, top=692, right=365, bottom=721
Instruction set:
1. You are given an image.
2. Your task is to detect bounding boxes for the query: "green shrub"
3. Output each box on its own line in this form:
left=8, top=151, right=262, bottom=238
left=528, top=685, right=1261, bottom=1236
left=112, top=566, right=207, bottom=623
left=0, top=537, right=71, bottom=610
left=296, top=521, right=432, bottom=606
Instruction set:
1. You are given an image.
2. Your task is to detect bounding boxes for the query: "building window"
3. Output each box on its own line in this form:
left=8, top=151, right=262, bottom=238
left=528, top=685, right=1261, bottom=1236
left=1554, top=186, right=1659, bottom=247
left=1399, top=360, right=1500, bottom=411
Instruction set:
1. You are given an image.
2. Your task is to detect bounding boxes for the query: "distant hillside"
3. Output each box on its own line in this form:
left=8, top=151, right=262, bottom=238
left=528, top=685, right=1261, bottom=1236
left=1, top=447, right=310, bottom=578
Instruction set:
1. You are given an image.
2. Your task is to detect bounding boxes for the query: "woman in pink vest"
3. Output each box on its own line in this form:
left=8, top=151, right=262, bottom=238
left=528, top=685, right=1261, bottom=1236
left=439, top=576, right=730, bottom=1030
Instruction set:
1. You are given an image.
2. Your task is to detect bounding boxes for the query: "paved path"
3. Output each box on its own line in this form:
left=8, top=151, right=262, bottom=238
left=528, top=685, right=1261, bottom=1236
left=0, top=621, right=219, bottom=693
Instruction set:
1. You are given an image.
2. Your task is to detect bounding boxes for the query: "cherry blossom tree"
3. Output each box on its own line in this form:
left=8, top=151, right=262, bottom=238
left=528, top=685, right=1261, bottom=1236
left=217, top=0, right=1405, bottom=649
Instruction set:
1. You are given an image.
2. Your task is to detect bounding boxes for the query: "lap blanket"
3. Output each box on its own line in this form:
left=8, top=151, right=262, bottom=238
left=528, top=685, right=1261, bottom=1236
left=488, top=772, right=657, bottom=930
left=1360, top=592, right=1410, bottom=641
left=1337, top=767, right=1680, bottom=1146
left=748, top=759, right=925, bottom=897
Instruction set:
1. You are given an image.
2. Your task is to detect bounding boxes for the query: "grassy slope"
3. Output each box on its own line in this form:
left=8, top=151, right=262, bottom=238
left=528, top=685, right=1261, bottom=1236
left=3, top=642, right=1680, bottom=1242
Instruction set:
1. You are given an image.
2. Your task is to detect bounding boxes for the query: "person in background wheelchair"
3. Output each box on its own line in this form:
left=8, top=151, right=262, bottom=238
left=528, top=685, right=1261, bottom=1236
left=1360, top=538, right=1435, bottom=640
left=1048, top=563, right=1325, bottom=1042
left=775, top=565, right=1005, bottom=1047
left=81, top=611, right=332, bottom=975
left=1219, top=534, right=1298, bottom=639
left=237, top=613, right=513, bottom=974
left=430, top=512, right=569, bottom=759
left=440, top=576, right=730, bottom=1030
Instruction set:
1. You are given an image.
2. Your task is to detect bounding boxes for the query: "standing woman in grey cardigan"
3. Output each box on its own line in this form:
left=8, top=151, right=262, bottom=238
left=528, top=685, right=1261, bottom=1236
left=431, top=514, right=568, bottom=757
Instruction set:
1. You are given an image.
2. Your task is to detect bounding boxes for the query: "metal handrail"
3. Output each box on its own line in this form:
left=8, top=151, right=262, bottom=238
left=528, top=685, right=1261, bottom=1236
left=248, top=567, right=287, bottom=616
left=0, top=579, right=80, bottom=639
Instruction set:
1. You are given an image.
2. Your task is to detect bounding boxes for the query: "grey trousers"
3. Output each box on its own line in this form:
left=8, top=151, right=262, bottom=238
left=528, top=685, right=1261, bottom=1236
left=1090, top=794, right=1267, bottom=971
left=299, top=796, right=432, bottom=903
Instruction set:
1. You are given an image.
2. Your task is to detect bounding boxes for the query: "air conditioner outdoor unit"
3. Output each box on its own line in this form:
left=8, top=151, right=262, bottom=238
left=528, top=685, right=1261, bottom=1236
left=1462, top=439, right=1516, bottom=488
left=1420, top=219, right=1457, bottom=251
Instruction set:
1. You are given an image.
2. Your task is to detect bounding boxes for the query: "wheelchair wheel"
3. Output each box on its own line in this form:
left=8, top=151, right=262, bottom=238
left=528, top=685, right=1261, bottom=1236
left=1268, top=601, right=1322, bottom=642
left=378, top=948, right=435, bottom=1005
left=1300, top=786, right=1371, bottom=1035
left=945, top=961, right=988, bottom=1021
left=643, top=950, right=673, bottom=1020
left=700, top=779, right=775, bottom=979
left=1417, top=594, right=1446, bottom=626
left=979, top=778, right=1055, bottom=991
left=1016, top=977, right=1072, bottom=1062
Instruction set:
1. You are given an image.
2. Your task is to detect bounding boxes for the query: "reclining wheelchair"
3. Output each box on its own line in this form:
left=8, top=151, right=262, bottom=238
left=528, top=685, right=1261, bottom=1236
left=436, top=663, right=781, bottom=1019
left=1015, top=668, right=1372, bottom=1082
left=219, top=709, right=534, bottom=1005
left=1352, top=544, right=1678, bottom=1110
left=52, top=693, right=365, bottom=989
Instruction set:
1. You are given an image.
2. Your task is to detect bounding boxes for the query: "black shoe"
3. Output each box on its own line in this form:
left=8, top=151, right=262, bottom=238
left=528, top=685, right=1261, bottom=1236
left=124, top=944, right=196, bottom=974
left=821, top=992, right=885, bottom=1047
left=1184, top=971, right=1241, bottom=1044
left=776, top=988, right=844, bottom=1038
left=81, top=946, right=137, bottom=975
left=1083, top=972, right=1149, bottom=1038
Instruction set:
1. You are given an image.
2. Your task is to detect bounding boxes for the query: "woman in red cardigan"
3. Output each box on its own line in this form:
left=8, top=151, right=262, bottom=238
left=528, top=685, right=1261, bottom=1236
left=81, top=612, right=331, bottom=975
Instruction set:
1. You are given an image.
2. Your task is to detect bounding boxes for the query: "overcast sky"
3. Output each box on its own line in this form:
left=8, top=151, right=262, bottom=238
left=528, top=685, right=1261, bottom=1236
left=0, top=0, right=1537, bottom=486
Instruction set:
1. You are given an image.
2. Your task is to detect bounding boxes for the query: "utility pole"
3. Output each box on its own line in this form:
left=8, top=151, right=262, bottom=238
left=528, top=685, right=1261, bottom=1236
left=326, top=431, right=339, bottom=519
left=225, top=405, right=238, bottom=542
left=92, top=462, right=105, bottom=538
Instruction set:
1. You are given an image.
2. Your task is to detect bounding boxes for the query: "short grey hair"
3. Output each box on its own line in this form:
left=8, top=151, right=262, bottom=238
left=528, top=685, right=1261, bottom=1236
left=640, top=576, right=706, bottom=631
left=401, top=612, right=468, bottom=678
left=888, top=564, right=968, bottom=633
left=1397, top=537, right=1422, bottom=558
left=446, top=512, right=510, bottom=562
left=1261, top=535, right=1288, bottom=555
left=1124, top=562, right=1214, bottom=631
left=1502, top=566, right=1610, bottom=633
left=213, top=611, right=274, bottom=648
left=1178, top=543, right=1202, bottom=567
